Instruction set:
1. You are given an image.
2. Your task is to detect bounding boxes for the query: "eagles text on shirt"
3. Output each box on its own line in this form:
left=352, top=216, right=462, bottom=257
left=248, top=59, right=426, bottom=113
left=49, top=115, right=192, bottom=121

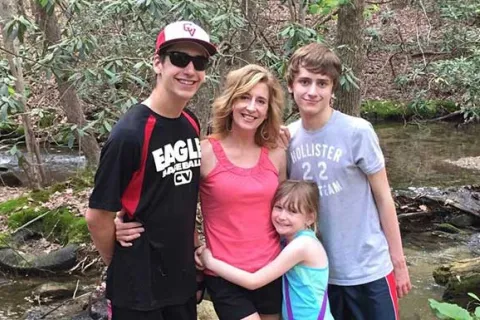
left=152, top=138, right=201, bottom=183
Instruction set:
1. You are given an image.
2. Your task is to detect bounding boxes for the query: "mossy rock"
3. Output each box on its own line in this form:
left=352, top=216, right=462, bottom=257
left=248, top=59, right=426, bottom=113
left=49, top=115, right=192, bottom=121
left=0, top=169, right=94, bottom=216
left=434, top=223, right=465, bottom=234
left=30, top=189, right=55, bottom=203
left=361, top=99, right=460, bottom=121
left=7, top=206, right=49, bottom=229
left=406, top=100, right=459, bottom=118
left=361, top=100, right=406, bottom=121
left=67, top=171, right=94, bottom=192
left=0, top=170, right=94, bottom=244
left=7, top=207, right=89, bottom=244
left=433, top=257, right=480, bottom=303
left=42, top=207, right=90, bottom=243
left=0, top=197, right=29, bottom=215
left=0, top=232, right=10, bottom=247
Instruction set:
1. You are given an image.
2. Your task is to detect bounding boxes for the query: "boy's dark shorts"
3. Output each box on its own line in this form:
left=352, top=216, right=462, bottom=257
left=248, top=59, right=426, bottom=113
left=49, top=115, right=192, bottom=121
left=111, top=295, right=196, bottom=320
left=328, top=271, right=399, bottom=320
left=205, top=275, right=282, bottom=320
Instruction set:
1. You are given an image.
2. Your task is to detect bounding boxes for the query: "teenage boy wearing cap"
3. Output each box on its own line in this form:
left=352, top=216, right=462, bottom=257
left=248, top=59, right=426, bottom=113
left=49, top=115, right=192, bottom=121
left=85, top=21, right=216, bottom=320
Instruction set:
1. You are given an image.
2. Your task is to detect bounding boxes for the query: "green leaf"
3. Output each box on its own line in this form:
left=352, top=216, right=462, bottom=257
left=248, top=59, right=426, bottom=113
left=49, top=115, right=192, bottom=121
left=103, top=68, right=116, bottom=79
left=103, top=121, right=112, bottom=132
left=67, top=134, right=75, bottom=149
left=309, top=4, right=320, bottom=14
left=9, top=145, right=18, bottom=156
left=0, top=104, right=8, bottom=121
left=127, top=74, right=147, bottom=87
left=467, top=292, right=480, bottom=302
left=133, top=61, right=144, bottom=70
left=429, top=299, right=473, bottom=320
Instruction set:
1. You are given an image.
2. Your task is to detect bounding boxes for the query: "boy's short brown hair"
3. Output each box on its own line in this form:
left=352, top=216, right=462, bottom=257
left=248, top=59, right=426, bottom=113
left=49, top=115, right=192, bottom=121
left=285, top=43, right=342, bottom=90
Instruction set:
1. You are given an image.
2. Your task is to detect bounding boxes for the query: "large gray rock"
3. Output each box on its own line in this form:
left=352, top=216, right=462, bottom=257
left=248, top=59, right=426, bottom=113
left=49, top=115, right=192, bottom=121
left=33, top=282, right=76, bottom=301
left=0, top=167, right=23, bottom=187
left=89, top=291, right=108, bottom=320
left=449, top=213, right=476, bottom=228
left=0, top=244, right=78, bottom=274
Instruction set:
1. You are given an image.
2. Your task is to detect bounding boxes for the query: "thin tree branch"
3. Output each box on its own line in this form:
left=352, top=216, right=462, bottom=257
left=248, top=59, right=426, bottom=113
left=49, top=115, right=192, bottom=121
left=12, top=210, right=52, bottom=234
left=366, top=0, right=394, bottom=4
left=0, top=45, right=63, bottom=71
left=313, top=9, right=339, bottom=27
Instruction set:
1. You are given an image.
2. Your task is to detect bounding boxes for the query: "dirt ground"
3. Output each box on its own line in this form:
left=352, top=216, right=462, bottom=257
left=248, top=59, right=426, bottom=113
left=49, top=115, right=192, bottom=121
left=0, top=187, right=26, bottom=203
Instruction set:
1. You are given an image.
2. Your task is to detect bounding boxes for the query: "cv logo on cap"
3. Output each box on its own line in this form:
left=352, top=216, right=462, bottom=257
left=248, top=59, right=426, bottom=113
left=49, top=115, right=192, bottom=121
left=183, top=23, right=196, bottom=37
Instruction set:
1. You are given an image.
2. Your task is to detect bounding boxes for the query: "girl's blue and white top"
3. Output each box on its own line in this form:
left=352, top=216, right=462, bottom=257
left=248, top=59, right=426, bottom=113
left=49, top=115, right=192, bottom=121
left=282, top=230, right=334, bottom=320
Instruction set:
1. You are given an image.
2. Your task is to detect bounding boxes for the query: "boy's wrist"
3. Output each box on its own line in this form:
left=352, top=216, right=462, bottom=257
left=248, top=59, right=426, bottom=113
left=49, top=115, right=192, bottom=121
left=391, top=255, right=407, bottom=268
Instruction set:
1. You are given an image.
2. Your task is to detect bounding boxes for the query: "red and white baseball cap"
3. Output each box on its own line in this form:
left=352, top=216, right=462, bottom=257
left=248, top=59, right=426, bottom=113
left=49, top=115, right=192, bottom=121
left=155, top=21, right=217, bottom=56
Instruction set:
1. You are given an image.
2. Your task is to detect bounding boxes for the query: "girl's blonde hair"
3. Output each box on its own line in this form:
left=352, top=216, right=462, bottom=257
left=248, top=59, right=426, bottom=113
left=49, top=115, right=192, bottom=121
left=210, top=64, right=284, bottom=149
left=273, top=180, right=320, bottom=232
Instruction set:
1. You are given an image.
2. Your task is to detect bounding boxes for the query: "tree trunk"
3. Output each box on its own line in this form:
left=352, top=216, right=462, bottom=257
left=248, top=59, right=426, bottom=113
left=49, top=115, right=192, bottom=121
left=0, top=0, right=46, bottom=188
left=298, top=0, right=306, bottom=25
left=335, top=0, right=365, bottom=116
left=433, top=257, right=480, bottom=302
left=17, top=0, right=26, bottom=16
left=239, top=0, right=254, bottom=63
left=36, top=4, right=100, bottom=167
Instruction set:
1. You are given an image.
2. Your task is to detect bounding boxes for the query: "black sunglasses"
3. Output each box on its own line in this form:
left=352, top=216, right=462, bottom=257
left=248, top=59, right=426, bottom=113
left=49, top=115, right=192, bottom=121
left=162, top=51, right=210, bottom=71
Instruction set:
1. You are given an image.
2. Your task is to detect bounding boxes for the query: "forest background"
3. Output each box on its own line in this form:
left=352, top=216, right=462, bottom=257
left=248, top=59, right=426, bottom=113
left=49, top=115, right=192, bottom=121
left=0, top=1, right=479, bottom=319
left=0, top=0, right=479, bottom=188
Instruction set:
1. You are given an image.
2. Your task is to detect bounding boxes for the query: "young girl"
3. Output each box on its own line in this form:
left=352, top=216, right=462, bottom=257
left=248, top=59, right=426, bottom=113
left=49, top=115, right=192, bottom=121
left=199, top=180, right=334, bottom=320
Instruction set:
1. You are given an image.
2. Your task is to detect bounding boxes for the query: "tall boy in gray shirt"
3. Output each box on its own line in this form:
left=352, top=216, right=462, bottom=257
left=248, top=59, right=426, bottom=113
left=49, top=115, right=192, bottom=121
left=283, top=43, right=411, bottom=319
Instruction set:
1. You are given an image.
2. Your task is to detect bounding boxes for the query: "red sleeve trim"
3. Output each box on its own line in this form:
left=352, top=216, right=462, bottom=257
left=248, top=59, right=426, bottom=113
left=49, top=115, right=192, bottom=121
left=182, top=111, right=199, bottom=136
left=121, top=115, right=156, bottom=218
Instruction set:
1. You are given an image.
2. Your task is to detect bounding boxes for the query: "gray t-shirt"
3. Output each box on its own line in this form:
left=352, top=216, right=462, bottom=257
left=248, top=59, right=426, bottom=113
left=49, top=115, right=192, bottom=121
left=287, top=110, right=393, bottom=286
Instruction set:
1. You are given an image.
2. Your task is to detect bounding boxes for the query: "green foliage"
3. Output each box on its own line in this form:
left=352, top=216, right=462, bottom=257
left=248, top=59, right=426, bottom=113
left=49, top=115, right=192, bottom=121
left=407, top=96, right=458, bottom=119
left=0, top=60, right=21, bottom=121
left=429, top=50, right=480, bottom=122
left=439, top=1, right=480, bottom=22
left=0, top=171, right=94, bottom=243
left=361, top=100, right=406, bottom=120
left=278, top=23, right=324, bottom=56
left=42, top=207, right=89, bottom=243
left=273, top=0, right=358, bottom=91
left=309, top=0, right=349, bottom=15
left=397, top=0, right=480, bottom=122
left=7, top=207, right=47, bottom=229
left=429, top=293, right=480, bottom=319
left=0, top=197, right=28, bottom=215
left=3, top=15, right=36, bottom=43
left=0, top=0, right=364, bottom=148
left=361, top=99, right=458, bottom=121
left=6, top=206, right=89, bottom=244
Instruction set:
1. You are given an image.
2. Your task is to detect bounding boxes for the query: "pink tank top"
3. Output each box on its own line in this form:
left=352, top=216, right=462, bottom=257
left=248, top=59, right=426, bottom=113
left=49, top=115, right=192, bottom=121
left=200, top=138, right=281, bottom=274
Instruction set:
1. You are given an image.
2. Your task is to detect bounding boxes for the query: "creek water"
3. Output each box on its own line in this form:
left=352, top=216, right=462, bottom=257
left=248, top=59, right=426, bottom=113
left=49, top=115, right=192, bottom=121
left=0, top=122, right=479, bottom=319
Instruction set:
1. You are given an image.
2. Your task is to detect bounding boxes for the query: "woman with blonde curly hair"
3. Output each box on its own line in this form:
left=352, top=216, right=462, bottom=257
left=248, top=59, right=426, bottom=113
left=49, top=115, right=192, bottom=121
left=197, top=64, right=286, bottom=320
left=116, top=64, right=286, bottom=320
left=209, top=64, right=284, bottom=150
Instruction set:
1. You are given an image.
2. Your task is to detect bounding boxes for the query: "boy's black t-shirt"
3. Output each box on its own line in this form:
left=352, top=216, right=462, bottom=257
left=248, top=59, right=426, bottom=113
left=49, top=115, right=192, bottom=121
left=89, top=104, right=201, bottom=310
